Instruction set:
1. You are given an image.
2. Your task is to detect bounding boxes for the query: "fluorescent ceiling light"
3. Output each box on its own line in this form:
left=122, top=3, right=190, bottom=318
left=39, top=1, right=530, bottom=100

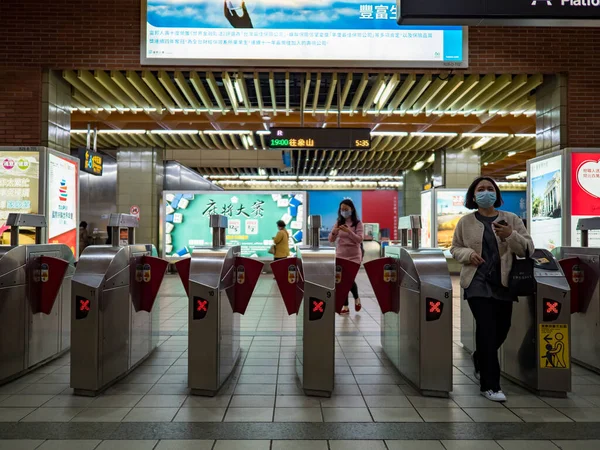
left=427, top=154, right=435, bottom=163
left=258, top=168, right=267, bottom=176
left=262, top=116, right=271, bottom=121
left=256, top=130, right=271, bottom=135
left=239, top=175, right=268, bottom=180
left=515, top=134, right=536, bottom=138
left=412, top=132, right=458, bottom=137
left=370, top=131, right=408, bottom=137
left=150, top=130, right=198, bottom=135
left=463, top=133, right=509, bottom=138
left=507, top=151, right=517, bottom=157
left=506, top=171, right=528, bottom=180
left=208, top=175, right=239, bottom=180
left=234, top=80, right=244, bottom=103
left=269, top=175, right=297, bottom=181
left=373, top=83, right=387, bottom=105
left=203, top=130, right=252, bottom=135
left=329, top=169, right=338, bottom=177
left=413, top=161, right=426, bottom=171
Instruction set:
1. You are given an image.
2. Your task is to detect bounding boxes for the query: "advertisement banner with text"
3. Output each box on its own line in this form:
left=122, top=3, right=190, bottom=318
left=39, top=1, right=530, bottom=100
left=571, top=152, right=600, bottom=247
left=144, top=0, right=466, bottom=67
left=47, top=153, right=79, bottom=256
left=163, top=191, right=306, bottom=259
left=0, top=151, right=40, bottom=243
left=529, top=155, right=563, bottom=251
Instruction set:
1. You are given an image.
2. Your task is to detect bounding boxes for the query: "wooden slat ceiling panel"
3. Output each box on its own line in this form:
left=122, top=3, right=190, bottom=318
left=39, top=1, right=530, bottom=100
left=66, top=70, right=541, bottom=178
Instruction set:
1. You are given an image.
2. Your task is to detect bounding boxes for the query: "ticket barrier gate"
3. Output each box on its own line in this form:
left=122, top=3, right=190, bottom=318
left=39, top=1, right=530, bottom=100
left=461, top=249, right=571, bottom=397
left=175, top=215, right=264, bottom=396
left=272, top=215, right=360, bottom=397
left=71, top=214, right=168, bottom=396
left=553, top=217, right=600, bottom=374
left=364, top=215, right=453, bottom=398
left=0, top=214, right=75, bottom=384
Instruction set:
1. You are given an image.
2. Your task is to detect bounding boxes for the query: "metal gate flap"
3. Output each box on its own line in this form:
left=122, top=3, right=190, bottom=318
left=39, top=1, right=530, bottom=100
left=271, top=257, right=303, bottom=315
left=137, top=255, right=169, bottom=313
left=364, top=257, right=400, bottom=314
left=31, top=255, right=69, bottom=315
left=175, top=258, right=191, bottom=296
left=232, top=257, right=264, bottom=314
left=334, top=257, right=361, bottom=314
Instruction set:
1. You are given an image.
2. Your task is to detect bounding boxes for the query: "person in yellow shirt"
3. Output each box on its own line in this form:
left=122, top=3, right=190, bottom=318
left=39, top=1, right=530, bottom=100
left=273, top=220, right=290, bottom=260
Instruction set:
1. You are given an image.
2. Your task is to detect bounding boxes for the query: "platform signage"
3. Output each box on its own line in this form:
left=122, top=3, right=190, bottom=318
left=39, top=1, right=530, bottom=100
left=47, top=153, right=79, bottom=256
left=142, top=0, right=467, bottom=68
left=163, top=191, right=306, bottom=259
left=79, top=148, right=103, bottom=176
left=529, top=155, right=563, bottom=251
left=0, top=151, right=40, bottom=240
left=398, top=0, right=600, bottom=26
left=570, top=152, right=600, bottom=247
left=266, top=128, right=371, bottom=150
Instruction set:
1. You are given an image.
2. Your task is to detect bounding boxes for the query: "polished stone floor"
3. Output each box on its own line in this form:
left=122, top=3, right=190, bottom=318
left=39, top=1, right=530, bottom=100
left=1, top=273, right=600, bottom=449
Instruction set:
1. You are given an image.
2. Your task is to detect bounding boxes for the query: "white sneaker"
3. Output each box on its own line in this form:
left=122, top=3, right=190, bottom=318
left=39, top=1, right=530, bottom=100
left=481, top=390, right=507, bottom=402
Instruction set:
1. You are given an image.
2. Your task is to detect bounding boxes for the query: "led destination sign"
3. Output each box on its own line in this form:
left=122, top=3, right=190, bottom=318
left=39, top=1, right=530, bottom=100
left=265, top=128, right=371, bottom=150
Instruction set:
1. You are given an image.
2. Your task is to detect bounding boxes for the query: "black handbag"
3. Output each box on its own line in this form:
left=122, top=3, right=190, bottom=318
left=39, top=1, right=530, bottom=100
left=509, top=249, right=536, bottom=297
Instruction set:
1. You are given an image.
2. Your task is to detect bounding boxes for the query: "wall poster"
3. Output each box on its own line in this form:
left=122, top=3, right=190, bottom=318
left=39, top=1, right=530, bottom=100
left=529, top=155, right=562, bottom=251
left=421, top=190, right=432, bottom=248
left=436, top=190, right=470, bottom=250
left=47, top=153, right=79, bottom=256
left=571, top=152, right=600, bottom=247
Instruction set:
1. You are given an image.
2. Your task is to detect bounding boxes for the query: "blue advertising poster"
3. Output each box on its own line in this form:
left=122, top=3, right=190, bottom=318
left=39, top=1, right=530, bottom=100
left=308, top=191, right=362, bottom=239
left=500, top=191, right=526, bottom=218
left=144, top=1, right=465, bottom=67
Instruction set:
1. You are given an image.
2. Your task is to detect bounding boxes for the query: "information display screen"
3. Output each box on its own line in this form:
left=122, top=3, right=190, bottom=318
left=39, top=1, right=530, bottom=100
left=266, top=128, right=371, bottom=150
left=0, top=151, right=40, bottom=243
left=142, top=1, right=467, bottom=68
left=163, top=191, right=306, bottom=259
left=529, top=155, right=562, bottom=251
left=571, top=152, right=600, bottom=247
left=79, top=148, right=104, bottom=176
left=47, top=153, right=79, bottom=256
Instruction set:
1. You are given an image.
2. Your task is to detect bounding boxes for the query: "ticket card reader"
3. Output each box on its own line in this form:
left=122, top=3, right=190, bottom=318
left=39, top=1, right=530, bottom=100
left=71, top=214, right=167, bottom=396
left=553, top=217, right=600, bottom=374
left=365, top=215, right=453, bottom=397
left=272, top=215, right=360, bottom=397
left=0, top=214, right=74, bottom=384
left=499, top=249, right=571, bottom=397
left=175, top=215, right=263, bottom=396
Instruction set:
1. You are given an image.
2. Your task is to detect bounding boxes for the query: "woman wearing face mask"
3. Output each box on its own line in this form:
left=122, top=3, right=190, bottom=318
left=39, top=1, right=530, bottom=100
left=329, top=199, right=364, bottom=314
left=451, top=177, right=533, bottom=403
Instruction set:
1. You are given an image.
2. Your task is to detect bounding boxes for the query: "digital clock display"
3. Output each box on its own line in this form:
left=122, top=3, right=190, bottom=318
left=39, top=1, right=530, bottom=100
left=263, top=128, right=371, bottom=150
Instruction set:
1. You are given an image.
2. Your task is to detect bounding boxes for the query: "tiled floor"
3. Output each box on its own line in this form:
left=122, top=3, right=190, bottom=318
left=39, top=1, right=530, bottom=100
left=1, top=273, right=600, bottom=448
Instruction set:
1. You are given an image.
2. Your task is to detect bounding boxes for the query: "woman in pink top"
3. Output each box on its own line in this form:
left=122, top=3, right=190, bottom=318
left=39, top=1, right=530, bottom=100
left=328, top=199, right=364, bottom=314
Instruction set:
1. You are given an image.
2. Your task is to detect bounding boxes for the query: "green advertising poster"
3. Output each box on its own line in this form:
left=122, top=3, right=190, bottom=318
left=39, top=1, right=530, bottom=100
left=163, top=191, right=306, bottom=259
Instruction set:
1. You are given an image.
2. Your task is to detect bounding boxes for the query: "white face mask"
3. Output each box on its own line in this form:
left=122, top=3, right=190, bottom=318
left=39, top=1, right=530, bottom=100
left=341, top=210, right=352, bottom=219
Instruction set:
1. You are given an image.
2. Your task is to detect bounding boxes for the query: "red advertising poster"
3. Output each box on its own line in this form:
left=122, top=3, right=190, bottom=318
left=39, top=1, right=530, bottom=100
left=362, top=190, right=399, bottom=240
left=571, top=152, right=600, bottom=246
left=47, top=153, right=79, bottom=256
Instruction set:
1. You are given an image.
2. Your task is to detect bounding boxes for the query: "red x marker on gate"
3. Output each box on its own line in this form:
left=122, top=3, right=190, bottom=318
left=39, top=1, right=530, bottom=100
left=312, top=301, right=324, bottom=313
left=546, top=302, right=559, bottom=314
left=429, top=301, right=441, bottom=314
left=79, top=299, right=90, bottom=312
left=197, top=300, right=208, bottom=312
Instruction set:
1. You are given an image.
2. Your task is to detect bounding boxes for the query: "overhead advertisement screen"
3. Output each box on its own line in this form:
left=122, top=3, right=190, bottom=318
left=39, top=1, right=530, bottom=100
left=0, top=151, right=40, bottom=242
left=529, top=155, right=562, bottom=251
left=142, top=1, right=467, bottom=68
left=163, top=191, right=306, bottom=259
left=47, top=153, right=79, bottom=256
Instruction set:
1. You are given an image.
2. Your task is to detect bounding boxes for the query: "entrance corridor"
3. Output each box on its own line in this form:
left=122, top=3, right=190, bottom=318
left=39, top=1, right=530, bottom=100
left=1, top=273, right=600, bottom=449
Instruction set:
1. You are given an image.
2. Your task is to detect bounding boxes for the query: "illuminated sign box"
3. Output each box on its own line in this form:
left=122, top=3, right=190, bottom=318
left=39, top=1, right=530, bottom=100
left=265, top=128, right=371, bottom=150
left=141, top=1, right=467, bottom=68
left=79, top=148, right=104, bottom=176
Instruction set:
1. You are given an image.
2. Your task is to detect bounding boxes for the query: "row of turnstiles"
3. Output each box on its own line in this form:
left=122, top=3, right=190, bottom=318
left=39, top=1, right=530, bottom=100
left=2, top=211, right=600, bottom=400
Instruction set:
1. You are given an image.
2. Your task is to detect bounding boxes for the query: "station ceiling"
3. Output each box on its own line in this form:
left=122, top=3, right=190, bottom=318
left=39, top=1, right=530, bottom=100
left=67, top=70, right=541, bottom=179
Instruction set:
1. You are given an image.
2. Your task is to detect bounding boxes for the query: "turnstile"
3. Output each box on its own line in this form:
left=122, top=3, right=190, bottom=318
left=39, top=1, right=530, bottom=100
left=365, top=215, right=453, bottom=397
left=71, top=214, right=167, bottom=396
left=175, top=215, right=263, bottom=396
left=0, top=214, right=75, bottom=384
left=272, top=215, right=360, bottom=397
left=553, top=217, right=600, bottom=374
left=461, top=248, right=571, bottom=397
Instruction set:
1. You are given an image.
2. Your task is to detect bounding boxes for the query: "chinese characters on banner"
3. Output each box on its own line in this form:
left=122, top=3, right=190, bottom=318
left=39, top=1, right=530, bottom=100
left=164, top=192, right=305, bottom=259
left=145, top=1, right=464, bottom=65
left=47, top=154, right=79, bottom=256
left=0, top=152, right=40, bottom=242
left=571, top=152, right=600, bottom=247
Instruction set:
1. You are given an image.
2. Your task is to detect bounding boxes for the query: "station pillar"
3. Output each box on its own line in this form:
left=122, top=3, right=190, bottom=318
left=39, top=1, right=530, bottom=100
left=536, top=74, right=567, bottom=156
left=439, top=149, right=481, bottom=189
left=41, top=70, right=71, bottom=154
left=116, top=148, right=164, bottom=248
